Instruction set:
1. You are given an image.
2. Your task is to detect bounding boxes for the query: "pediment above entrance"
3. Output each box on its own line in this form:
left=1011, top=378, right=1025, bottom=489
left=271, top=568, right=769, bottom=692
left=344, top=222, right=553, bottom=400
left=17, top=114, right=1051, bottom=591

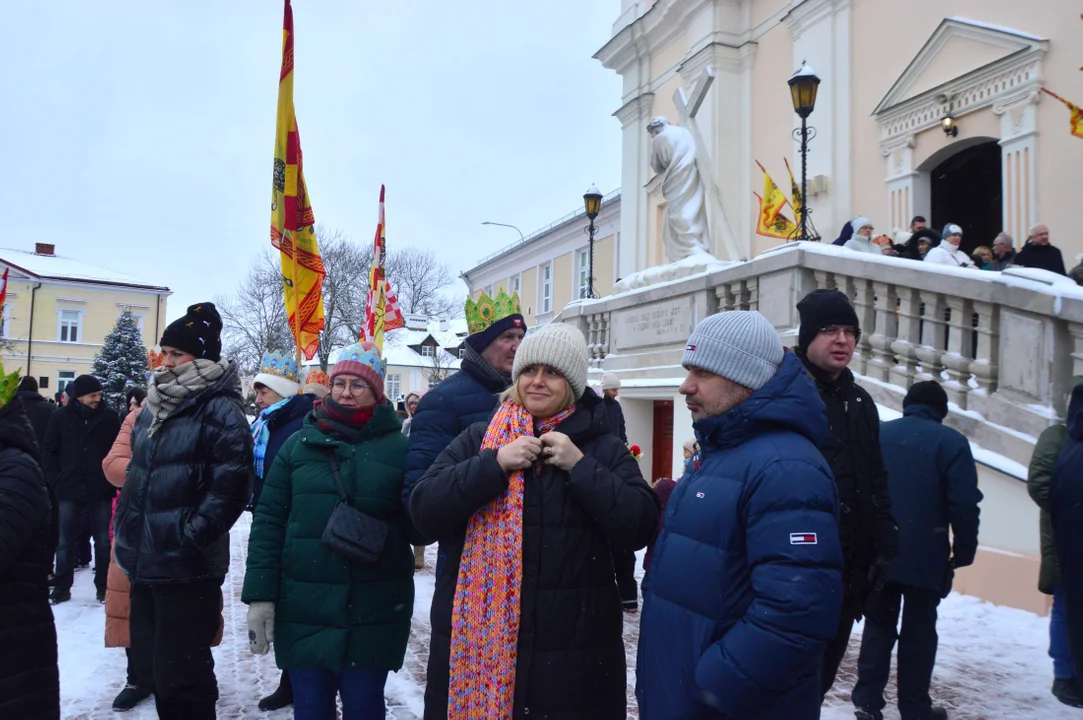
left=873, top=17, right=1047, bottom=147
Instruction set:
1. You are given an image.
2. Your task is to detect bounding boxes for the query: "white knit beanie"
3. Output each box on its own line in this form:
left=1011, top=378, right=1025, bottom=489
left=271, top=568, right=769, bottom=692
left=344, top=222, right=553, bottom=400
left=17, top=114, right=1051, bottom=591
left=681, top=311, right=784, bottom=391
left=512, top=323, right=589, bottom=398
left=600, top=372, right=620, bottom=391
left=252, top=373, right=301, bottom=400
left=851, top=216, right=873, bottom=233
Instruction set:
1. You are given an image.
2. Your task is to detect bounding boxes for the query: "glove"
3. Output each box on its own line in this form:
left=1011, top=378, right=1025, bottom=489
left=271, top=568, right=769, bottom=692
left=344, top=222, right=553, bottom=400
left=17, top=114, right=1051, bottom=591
left=247, top=601, right=275, bottom=655
left=866, top=555, right=893, bottom=598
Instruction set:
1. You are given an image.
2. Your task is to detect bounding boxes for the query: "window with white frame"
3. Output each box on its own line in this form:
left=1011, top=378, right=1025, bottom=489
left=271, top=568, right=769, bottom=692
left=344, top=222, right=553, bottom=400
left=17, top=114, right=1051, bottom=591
left=0, top=304, right=10, bottom=338
left=420, top=344, right=434, bottom=357
left=484, top=285, right=493, bottom=297
left=510, top=274, right=521, bottom=296
left=576, top=249, right=590, bottom=299
left=539, top=263, right=552, bottom=315
left=58, top=371, right=76, bottom=394
left=386, top=373, right=401, bottom=400
left=119, top=311, right=145, bottom=332
left=58, top=310, right=82, bottom=343
left=427, top=374, right=440, bottom=390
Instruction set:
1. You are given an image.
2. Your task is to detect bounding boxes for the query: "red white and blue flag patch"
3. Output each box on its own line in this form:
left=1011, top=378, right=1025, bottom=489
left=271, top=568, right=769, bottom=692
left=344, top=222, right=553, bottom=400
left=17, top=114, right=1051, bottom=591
left=790, top=532, right=818, bottom=545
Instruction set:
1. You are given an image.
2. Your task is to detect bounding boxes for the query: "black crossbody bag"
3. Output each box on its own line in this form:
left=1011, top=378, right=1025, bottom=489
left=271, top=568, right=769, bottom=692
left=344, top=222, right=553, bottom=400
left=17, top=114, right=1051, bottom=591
left=321, top=452, right=388, bottom=563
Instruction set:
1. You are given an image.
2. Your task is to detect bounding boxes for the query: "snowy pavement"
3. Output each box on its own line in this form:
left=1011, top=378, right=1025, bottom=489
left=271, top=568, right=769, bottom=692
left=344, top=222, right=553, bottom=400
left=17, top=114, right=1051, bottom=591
left=56, top=514, right=1079, bottom=719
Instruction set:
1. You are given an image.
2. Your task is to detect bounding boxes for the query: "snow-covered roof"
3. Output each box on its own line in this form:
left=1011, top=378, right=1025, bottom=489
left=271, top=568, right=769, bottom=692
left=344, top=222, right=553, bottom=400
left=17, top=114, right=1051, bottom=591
left=0, top=248, right=170, bottom=291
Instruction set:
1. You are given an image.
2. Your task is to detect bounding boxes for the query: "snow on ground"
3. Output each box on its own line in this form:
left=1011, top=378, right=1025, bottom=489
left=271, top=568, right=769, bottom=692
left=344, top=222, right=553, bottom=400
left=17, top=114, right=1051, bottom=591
left=56, top=514, right=1077, bottom=719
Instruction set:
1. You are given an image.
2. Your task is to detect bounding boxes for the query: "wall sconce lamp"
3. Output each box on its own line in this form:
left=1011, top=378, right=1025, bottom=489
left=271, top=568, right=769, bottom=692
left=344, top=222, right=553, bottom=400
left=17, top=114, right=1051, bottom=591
left=942, top=114, right=958, bottom=138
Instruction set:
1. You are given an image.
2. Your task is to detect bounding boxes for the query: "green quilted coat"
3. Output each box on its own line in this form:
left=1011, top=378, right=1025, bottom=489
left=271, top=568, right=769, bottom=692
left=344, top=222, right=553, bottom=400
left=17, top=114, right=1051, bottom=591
left=242, top=405, right=417, bottom=671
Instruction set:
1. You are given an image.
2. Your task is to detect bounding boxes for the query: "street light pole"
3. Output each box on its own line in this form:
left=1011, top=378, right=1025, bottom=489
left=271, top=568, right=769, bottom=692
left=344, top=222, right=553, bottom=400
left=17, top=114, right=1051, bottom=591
left=480, top=221, right=525, bottom=242
left=788, top=62, right=821, bottom=242
left=583, top=185, right=603, bottom=299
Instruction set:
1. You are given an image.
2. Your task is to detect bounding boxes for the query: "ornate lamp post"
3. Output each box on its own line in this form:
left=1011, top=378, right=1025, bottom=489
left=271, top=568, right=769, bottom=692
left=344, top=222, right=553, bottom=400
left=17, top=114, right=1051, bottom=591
left=788, top=62, right=820, bottom=242
left=583, top=185, right=603, bottom=299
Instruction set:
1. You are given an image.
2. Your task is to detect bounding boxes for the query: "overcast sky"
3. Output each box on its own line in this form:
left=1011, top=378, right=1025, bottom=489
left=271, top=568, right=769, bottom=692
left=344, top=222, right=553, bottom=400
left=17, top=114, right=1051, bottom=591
left=2, top=1, right=622, bottom=322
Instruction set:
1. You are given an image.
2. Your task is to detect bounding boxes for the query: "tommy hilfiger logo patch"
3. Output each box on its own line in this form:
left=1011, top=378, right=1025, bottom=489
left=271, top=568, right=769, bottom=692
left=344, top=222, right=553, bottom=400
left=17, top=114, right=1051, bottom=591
left=513, top=319, right=523, bottom=327
left=686, top=344, right=696, bottom=351
left=696, top=492, right=705, bottom=498
left=790, top=532, right=818, bottom=545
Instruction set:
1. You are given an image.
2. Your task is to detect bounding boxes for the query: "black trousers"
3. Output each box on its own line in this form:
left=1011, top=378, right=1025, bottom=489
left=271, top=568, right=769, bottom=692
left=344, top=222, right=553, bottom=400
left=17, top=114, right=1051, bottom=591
left=54, top=499, right=111, bottom=595
left=821, top=609, right=857, bottom=697
left=852, top=583, right=941, bottom=720
left=130, top=578, right=223, bottom=720
left=611, top=546, right=638, bottom=609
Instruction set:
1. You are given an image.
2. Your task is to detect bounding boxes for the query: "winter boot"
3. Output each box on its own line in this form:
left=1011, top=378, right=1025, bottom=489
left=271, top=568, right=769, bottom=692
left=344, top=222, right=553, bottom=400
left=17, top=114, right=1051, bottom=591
left=854, top=709, right=883, bottom=720
left=931, top=708, right=948, bottom=720
left=258, top=670, right=293, bottom=711
left=1053, top=677, right=1083, bottom=708
left=96, top=587, right=106, bottom=604
left=112, top=685, right=152, bottom=711
left=49, top=589, right=71, bottom=605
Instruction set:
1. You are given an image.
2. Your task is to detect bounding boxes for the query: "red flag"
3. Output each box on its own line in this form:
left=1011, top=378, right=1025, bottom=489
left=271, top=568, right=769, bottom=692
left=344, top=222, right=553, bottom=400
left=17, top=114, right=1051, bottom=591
left=0, top=269, right=8, bottom=311
left=363, top=186, right=405, bottom=350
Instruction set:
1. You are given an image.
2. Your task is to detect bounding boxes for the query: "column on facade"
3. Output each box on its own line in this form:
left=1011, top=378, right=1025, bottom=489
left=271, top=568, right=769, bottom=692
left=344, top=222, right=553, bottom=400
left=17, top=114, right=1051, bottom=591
left=881, top=135, right=929, bottom=233
left=615, top=92, right=655, bottom=280
left=994, top=92, right=1039, bottom=245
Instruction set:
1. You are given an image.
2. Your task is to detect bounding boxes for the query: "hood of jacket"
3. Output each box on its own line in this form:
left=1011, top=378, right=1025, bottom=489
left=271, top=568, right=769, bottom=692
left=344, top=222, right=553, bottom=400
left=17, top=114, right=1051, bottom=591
left=1067, top=384, right=1083, bottom=441
left=268, top=392, right=316, bottom=431
left=0, top=399, right=40, bottom=458
left=694, top=349, right=828, bottom=454
left=14, top=390, right=47, bottom=406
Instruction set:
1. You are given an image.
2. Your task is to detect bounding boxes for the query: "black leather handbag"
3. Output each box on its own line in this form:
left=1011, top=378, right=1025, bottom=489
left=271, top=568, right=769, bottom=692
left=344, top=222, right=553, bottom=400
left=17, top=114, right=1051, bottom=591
left=321, top=452, right=388, bottom=563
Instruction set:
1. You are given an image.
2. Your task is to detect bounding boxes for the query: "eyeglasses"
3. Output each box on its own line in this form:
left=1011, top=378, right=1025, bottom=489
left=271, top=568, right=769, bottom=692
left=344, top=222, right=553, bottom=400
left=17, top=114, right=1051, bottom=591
left=818, top=325, right=859, bottom=341
left=331, top=380, right=371, bottom=395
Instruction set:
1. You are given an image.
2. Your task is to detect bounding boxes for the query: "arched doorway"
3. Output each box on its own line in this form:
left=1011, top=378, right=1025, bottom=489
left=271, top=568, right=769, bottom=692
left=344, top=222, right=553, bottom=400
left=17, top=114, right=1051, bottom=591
left=929, top=140, right=1002, bottom=255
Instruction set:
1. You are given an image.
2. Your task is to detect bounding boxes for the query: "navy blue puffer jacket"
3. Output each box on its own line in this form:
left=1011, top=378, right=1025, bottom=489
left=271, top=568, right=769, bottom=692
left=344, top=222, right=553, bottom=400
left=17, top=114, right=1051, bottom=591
left=636, top=350, right=844, bottom=720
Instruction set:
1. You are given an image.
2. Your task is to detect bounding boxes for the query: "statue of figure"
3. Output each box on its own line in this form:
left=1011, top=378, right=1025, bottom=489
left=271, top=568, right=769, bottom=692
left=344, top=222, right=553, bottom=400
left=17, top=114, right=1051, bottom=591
left=648, top=117, right=710, bottom=262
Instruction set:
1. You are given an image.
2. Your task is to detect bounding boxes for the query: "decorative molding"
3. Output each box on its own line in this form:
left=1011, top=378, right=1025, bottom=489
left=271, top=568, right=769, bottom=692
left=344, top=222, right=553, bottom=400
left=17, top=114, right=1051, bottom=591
left=880, top=134, right=916, bottom=157
left=783, top=0, right=835, bottom=40
left=614, top=93, right=655, bottom=129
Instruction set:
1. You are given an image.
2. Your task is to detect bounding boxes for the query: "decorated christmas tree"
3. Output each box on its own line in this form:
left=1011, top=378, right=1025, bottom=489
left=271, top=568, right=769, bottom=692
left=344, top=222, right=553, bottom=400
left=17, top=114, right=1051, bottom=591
left=92, top=309, right=149, bottom=412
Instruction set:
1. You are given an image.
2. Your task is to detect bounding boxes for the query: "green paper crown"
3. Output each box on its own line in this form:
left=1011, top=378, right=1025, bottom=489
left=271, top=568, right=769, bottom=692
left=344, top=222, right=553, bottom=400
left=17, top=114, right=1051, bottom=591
left=466, top=289, right=522, bottom=335
left=0, top=364, right=20, bottom=410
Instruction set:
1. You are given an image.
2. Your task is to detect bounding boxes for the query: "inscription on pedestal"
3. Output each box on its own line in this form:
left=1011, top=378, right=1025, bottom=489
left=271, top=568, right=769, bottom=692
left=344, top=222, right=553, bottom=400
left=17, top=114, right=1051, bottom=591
left=612, top=296, right=694, bottom=351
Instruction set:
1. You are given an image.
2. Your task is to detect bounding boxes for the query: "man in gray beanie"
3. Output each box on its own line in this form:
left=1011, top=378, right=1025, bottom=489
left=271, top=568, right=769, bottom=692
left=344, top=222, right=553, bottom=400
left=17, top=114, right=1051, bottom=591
left=637, top=310, right=844, bottom=720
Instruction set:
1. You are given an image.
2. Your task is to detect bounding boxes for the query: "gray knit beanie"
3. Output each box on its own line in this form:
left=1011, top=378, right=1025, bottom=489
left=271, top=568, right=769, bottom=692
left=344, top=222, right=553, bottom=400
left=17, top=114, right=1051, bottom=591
left=512, top=323, right=589, bottom=398
left=681, top=311, right=784, bottom=391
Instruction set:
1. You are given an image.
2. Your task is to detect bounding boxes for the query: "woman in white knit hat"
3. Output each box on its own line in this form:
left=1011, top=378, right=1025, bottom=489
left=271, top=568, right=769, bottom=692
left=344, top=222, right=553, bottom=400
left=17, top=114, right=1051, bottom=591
left=408, top=322, right=660, bottom=720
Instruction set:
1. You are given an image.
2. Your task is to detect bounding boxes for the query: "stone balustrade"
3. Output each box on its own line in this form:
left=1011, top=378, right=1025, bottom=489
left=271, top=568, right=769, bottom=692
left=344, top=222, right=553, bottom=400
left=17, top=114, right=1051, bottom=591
left=561, top=242, right=1083, bottom=472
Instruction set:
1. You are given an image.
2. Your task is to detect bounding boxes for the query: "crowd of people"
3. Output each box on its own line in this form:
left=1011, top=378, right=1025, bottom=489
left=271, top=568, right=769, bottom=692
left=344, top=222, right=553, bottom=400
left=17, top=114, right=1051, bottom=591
left=3, top=279, right=1082, bottom=720
left=833, top=215, right=1074, bottom=279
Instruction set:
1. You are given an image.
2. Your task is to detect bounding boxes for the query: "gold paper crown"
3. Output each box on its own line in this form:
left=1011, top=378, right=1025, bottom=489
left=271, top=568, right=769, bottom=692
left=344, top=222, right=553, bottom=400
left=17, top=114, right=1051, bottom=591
left=260, top=351, right=301, bottom=383
left=305, top=369, right=330, bottom=387
left=466, top=289, right=522, bottom=335
left=0, top=364, right=20, bottom=410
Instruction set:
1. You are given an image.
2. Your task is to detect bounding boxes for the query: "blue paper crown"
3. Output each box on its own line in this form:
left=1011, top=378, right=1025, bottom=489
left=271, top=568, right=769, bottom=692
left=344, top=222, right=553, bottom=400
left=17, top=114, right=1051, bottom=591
left=259, top=351, right=300, bottom=383
left=338, top=342, right=387, bottom=382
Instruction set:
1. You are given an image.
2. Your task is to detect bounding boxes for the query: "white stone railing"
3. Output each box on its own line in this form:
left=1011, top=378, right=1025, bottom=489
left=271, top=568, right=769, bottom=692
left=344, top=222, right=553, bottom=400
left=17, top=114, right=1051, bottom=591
left=560, top=242, right=1083, bottom=471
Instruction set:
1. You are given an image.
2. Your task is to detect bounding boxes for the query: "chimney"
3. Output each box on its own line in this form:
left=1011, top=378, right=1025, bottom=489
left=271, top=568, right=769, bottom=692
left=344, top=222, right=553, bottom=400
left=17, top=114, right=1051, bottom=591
left=439, top=318, right=450, bottom=332
left=35, top=243, right=55, bottom=256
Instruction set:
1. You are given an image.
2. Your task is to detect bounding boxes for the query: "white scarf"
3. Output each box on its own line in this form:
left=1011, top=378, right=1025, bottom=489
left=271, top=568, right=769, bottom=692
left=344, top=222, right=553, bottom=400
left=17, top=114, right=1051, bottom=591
left=147, top=359, right=229, bottom=436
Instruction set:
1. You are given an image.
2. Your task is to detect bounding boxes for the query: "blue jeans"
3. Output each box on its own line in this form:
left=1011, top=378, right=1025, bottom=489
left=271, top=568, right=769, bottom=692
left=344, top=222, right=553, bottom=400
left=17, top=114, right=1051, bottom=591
left=1052, top=587, right=1076, bottom=680
left=289, top=667, right=388, bottom=720
left=55, top=499, right=112, bottom=595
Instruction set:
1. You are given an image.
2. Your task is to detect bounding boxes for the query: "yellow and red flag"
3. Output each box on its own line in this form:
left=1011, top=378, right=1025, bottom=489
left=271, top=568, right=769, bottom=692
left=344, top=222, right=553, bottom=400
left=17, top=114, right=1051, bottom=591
left=363, top=186, right=405, bottom=352
left=784, top=157, right=803, bottom=222
left=755, top=160, right=798, bottom=239
left=270, top=0, right=326, bottom=361
left=1042, top=88, right=1083, bottom=140
left=0, top=269, right=8, bottom=313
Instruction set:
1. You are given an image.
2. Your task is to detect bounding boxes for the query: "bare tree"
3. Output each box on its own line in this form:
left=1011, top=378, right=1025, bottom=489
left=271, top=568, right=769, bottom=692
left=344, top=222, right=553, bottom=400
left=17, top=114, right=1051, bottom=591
left=216, top=250, right=294, bottom=376
left=386, top=247, right=464, bottom=319
left=315, top=225, right=372, bottom=371
left=423, top=347, right=459, bottom=388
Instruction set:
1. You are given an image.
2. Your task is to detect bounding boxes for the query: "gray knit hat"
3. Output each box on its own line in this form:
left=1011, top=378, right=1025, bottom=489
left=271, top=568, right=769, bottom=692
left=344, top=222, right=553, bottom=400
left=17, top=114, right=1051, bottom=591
left=512, top=323, right=589, bottom=398
left=681, top=311, right=784, bottom=391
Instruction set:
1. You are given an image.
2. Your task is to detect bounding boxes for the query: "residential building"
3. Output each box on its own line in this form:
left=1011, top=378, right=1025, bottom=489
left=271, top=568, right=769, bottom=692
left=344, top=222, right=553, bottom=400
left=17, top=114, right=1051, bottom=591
left=460, top=192, right=621, bottom=326
left=0, top=243, right=171, bottom=395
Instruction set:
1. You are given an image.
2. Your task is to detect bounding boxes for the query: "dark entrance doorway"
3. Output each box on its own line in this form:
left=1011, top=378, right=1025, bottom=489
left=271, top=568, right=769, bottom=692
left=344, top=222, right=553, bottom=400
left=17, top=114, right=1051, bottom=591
left=651, top=400, right=673, bottom=482
left=930, top=140, right=1002, bottom=256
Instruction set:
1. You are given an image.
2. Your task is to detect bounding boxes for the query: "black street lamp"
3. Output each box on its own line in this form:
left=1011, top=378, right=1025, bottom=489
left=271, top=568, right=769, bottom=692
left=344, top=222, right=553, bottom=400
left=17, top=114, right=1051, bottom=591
left=583, top=185, right=603, bottom=299
left=788, top=62, right=820, bottom=242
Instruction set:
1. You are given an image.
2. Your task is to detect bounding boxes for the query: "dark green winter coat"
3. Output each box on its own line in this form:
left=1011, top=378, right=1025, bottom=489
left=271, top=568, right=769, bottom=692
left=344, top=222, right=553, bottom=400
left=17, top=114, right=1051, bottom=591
left=1029, top=422, right=1067, bottom=594
left=242, top=404, right=417, bottom=671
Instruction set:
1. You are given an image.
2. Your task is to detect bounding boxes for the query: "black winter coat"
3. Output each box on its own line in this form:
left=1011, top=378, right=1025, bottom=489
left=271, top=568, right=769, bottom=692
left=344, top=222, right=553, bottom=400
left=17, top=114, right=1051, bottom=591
left=41, top=400, right=121, bottom=504
left=16, top=392, right=54, bottom=448
left=0, top=400, right=59, bottom=719
left=252, top=393, right=316, bottom=508
left=603, top=395, right=627, bottom=444
left=880, top=404, right=982, bottom=595
left=408, top=389, right=660, bottom=719
left=114, top=362, right=254, bottom=584
left=1050, top=384, right=1083, bottom=671
left=1015, top=241, right=1066, bottom=275
left=798, top=351, right=898, bottom=616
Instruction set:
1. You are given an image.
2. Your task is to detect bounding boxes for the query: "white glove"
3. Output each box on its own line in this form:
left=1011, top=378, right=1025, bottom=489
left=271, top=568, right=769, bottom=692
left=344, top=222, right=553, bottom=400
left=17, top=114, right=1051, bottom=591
left=247, top=601, right=275, bottom=655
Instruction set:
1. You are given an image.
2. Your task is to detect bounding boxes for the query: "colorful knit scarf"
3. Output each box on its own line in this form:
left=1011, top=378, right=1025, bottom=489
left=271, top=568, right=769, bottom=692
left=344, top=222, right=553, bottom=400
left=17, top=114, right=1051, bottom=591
left=447, top=399, right=576, bottom=719
left=251, top=397, right=291, bottom=478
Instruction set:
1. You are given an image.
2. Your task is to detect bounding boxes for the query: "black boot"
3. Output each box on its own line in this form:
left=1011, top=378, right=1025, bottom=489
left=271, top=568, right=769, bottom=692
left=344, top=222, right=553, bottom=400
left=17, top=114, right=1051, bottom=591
left=258, top=670, right=293, bottom=711
left=49, top=589, right=71, bottom=605
left=1053, top=677, right=1083, bottom=708
left=112, top=685, right=152, bottom=711
left=930, top=707, right=948, bottom=720
left=854, top=709, right=883, bottom=720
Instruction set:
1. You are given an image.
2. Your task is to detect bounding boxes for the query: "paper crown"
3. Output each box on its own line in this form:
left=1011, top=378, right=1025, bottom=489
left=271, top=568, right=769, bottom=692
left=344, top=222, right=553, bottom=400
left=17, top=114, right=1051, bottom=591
left=147, top=348, right=164, bottom=371
left=466, top=289, right=522, bottom=335
left=337, top=342, right=387, bottom=381
left=260, top=350, right=300, bottom=383
left=305, top=368, right=330, bottom=387
left=0, top=363, right=20, bottom=410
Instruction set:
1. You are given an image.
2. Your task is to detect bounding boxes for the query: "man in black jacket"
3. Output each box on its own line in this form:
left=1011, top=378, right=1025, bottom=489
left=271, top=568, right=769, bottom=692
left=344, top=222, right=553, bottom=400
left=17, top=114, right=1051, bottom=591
left=1015, top=224, right=1066, bottom=275
left=795, top=289, right=899, bottom=699
left=853, top=381, right=981, bottom=720
left=15, top=377, right=55, bottom=447
left=599, top=372, right=628, bottom=444
left=599, top=371, right=636, bottom=610
left=41, top=374, right=120, bottom=604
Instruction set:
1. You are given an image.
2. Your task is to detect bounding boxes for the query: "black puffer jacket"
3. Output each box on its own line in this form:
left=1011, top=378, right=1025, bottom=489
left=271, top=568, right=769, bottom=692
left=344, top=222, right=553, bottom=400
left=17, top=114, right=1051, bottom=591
left=41, top=400, right=121, bottom=503
left=797, top=351, right=898, bottom=615
left=0, top=400, right=59, bottom=719
left=409, top=389, right=659, bottom=720
left=114, top=362, right=254, bottom=584
left=15, top=391, right=54, bottom=448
